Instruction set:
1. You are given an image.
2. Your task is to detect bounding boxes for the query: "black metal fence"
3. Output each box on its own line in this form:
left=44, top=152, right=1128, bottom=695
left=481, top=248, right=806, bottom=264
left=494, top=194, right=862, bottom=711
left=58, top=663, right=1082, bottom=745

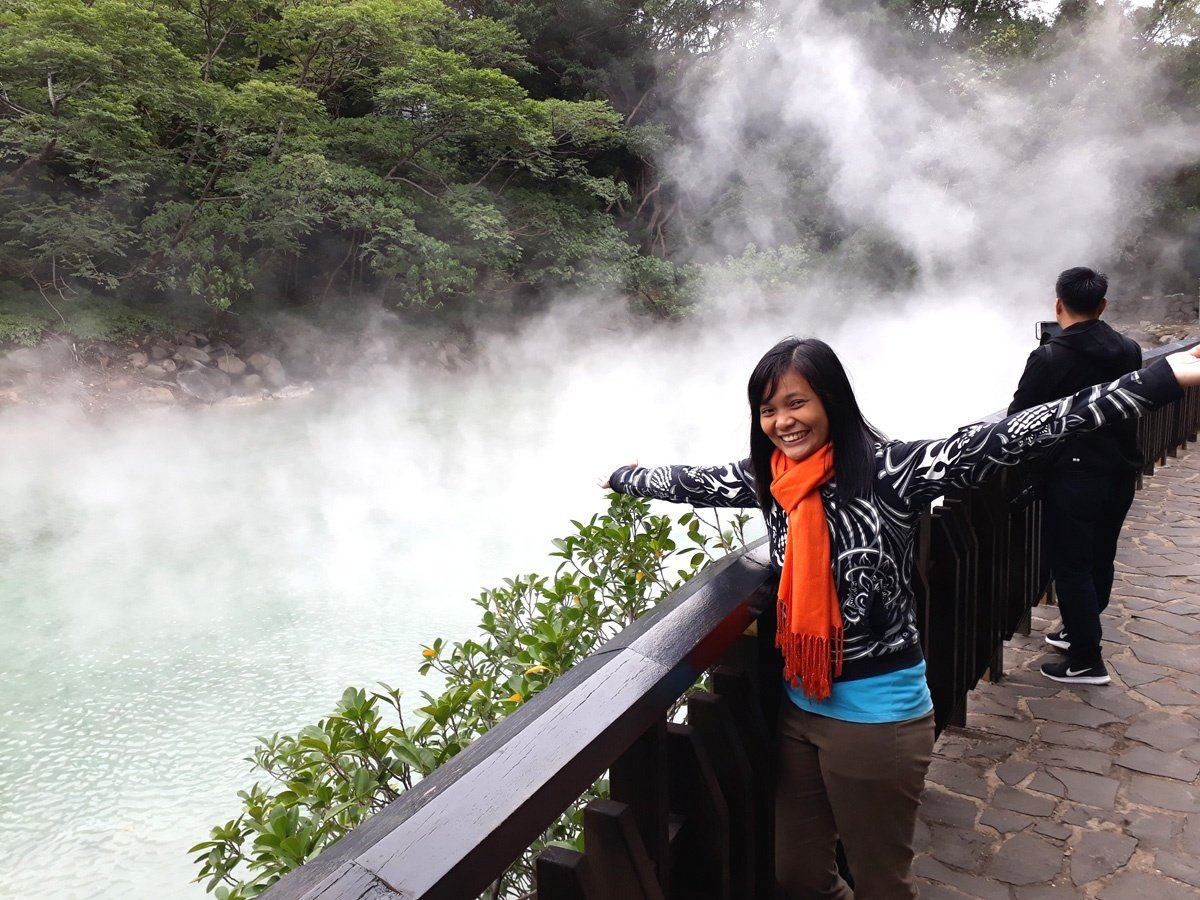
left=263, top=340, right=1200, bottom=900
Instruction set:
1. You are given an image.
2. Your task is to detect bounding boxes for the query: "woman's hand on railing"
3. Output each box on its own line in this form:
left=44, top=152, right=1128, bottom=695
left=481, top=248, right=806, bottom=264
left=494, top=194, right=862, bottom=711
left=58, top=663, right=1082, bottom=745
left=1167, top=345, right=1200, bottom=388
left=599, top=462, right=637, bottom=489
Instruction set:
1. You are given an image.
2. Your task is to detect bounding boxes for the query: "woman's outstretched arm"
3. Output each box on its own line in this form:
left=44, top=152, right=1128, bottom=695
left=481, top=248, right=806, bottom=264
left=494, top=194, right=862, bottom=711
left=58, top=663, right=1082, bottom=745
left=606, top=460, right=758, bottom=509
left=883, top=349, right=1200, bottom=505
left=1167, top=344, right=1200, bottom=385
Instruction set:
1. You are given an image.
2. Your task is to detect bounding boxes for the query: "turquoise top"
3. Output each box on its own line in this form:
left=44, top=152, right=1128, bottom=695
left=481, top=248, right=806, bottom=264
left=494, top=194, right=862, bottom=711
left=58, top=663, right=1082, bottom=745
left=785, top=659, right=933, bottom=723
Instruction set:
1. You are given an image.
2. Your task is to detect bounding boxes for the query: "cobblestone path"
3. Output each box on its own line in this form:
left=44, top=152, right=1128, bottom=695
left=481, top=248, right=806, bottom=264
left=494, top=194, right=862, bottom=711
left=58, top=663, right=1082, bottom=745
left=913, top=446, right=1200, bottom=899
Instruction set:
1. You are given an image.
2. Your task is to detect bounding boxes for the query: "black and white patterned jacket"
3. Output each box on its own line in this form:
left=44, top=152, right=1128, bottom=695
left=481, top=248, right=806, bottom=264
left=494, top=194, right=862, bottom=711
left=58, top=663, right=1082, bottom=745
left=610, top=360, right=1182, bottom=682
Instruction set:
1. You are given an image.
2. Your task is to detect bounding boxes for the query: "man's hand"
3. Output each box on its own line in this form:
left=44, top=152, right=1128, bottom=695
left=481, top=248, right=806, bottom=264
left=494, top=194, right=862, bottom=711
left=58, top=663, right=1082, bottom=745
left=1166, top=345, right=1200, bottom=388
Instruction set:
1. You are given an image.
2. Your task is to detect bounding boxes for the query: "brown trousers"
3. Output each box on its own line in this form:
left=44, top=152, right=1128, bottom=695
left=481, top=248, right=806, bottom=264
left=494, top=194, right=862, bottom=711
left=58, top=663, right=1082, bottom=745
left=775, top=701, right=935, bottom=899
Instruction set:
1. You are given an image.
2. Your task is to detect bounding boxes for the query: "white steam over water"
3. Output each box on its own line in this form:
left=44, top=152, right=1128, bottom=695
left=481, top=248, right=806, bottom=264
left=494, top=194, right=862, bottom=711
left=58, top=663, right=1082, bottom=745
left=2, top=2, right=1198, bottom=897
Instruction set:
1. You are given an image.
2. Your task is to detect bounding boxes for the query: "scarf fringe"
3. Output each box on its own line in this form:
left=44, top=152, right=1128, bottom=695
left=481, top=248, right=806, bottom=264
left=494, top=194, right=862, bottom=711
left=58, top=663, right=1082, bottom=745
left=777, top=596, right=844, bottom=701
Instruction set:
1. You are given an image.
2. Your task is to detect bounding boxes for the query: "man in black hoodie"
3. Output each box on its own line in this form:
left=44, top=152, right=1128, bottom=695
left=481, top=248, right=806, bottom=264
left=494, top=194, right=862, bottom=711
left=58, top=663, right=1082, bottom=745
left=1009, top=267, right=1143, bottom=685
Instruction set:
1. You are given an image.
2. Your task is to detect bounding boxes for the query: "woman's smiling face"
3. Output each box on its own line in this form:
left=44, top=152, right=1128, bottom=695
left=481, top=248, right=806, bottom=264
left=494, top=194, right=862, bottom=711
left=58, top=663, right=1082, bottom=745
left=758, top=369, right=831, bottom=462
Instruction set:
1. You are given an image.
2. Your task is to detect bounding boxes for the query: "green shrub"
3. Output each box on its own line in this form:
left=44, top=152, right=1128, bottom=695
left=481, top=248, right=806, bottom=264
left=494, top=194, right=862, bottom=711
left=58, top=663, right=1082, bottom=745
left=0, top=313, right=52, bottom=346
left=59, top=299, right=168, bottom=343
left=191, top=494, right=750, bottom=899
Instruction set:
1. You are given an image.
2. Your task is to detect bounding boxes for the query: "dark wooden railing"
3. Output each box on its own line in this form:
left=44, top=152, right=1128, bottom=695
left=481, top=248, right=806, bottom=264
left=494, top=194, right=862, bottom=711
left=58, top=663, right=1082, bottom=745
left=264, top=339, right=1200, bottom=900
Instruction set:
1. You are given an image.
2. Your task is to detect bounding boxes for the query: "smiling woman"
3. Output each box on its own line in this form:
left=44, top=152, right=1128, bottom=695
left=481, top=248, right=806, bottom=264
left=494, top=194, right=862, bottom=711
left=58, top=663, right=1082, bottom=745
left=607, top=336, right=1200, bottom=899
left=757, top=371, right=829, bottom=460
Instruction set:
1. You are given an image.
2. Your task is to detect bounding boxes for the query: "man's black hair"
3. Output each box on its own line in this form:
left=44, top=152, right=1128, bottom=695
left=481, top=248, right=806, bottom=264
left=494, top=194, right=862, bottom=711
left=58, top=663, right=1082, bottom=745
left=1056, top=267, right=1108, bottom=316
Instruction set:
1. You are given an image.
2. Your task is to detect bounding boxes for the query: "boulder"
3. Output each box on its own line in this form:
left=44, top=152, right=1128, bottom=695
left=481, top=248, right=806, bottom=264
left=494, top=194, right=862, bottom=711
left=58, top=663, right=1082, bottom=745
left=133, top=385, right=176, bottom=404
left=260, top=358, right=288, bottom=389
left=175, top=365, right=231, bottom=403
left=174, top=346, right=212, bottom=365
left=246, top=351, right=279, bottom=372
left=215, top=353, right=247, bottom=376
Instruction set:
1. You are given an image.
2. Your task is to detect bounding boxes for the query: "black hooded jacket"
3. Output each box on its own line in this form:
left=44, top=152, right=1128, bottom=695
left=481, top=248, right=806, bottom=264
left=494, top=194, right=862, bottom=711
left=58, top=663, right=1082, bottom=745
left=1008, top=319, right=1143, bottom=473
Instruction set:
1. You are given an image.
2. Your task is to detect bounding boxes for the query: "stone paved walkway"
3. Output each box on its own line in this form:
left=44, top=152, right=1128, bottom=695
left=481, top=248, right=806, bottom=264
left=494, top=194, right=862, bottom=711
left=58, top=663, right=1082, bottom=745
left=913, top=446, right=1200, bottom=899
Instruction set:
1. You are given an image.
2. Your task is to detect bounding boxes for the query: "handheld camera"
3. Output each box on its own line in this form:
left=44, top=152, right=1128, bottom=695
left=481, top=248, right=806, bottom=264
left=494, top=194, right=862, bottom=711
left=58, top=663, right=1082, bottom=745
left=1036, top=321, right=1062, bottom=345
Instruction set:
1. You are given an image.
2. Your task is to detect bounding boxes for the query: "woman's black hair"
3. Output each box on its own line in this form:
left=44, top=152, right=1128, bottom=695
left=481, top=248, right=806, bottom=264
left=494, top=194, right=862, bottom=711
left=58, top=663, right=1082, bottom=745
left=748, top=337, right=886, bottom=512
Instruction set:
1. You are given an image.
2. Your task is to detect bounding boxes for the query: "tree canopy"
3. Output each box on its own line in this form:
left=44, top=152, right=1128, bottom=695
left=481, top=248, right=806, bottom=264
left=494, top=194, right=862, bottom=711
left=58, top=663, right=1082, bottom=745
left=1, top=0, right=1198, bottom=325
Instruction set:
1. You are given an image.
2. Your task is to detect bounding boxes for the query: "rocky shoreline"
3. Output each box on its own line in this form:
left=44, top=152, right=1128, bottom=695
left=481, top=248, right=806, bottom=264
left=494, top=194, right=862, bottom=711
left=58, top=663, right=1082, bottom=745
left=0, top=326, right=472, bottom=413
left=0, top=304, right=1196, bottom=414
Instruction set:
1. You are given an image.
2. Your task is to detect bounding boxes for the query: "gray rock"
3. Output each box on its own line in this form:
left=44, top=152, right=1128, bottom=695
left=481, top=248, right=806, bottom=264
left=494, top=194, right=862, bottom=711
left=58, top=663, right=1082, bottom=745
left=980, top=807, right=1034, bottom=834
left=1097, top=871, right=1200, bottom=899
left=1033, top=821, right=1071, bottom=841
left=215, top=354, right=247, bottom=376
left=1126, top=713, right=1200, bottom=752
left=1115, top=746, right=1200, bottom=781
left=175, top=366, right=231, bottom=403
left=174, top=346, right=213, bottom=365
left=994, top=786, right=1058, bottom=817
left=914, top=855, right=1011, bottom=900
left=1132, top=640, right=1200, bottom=674
left=928, top=824, right=994, bottom=872
left=913, top=880, right=973, bottom=899
left=927, top=759, right=991, bottom=799
left=1070, top=831, right=1136, bottom=885
left=1132, top=607, right=1200, bottom=635
left=1127, top=618, right=1200, bottom=643
left=1031, top=746, right=1112, bottom=776
left=260, top=358, right=288, bottom=389
left=1133, top=679, right=1200, bottom=706
left=968, top=715, right=1036, bottom=741
left=1124, top=810, right=1180, bottom=849
left=1181, top=813, right=1200, bottom=854
left=132, top=385, right=175, bottom=404
left=987, top=833, right=1064, bottom=885
left=1074, top=687, right=1148, bottom=719
left=1027, top=699, right=1121, bottom=728
left=1013, top=885, right=1083, bottom=899
left=247, top=351, right=278, bottom=372
left=996, top=761, right=1037, bottom=785
left=1045, top=767, right=1120, bottom=809
left=1037, top=723, right=1116, bottom=752
left=918, top=788, right=978, bottom=829
left=1127, top=774, right=1200, bottom=812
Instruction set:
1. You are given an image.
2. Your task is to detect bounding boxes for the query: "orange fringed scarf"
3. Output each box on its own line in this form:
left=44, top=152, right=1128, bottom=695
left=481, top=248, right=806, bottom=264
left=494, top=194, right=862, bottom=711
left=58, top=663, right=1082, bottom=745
left=770, top=444, right=843, bottom=700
